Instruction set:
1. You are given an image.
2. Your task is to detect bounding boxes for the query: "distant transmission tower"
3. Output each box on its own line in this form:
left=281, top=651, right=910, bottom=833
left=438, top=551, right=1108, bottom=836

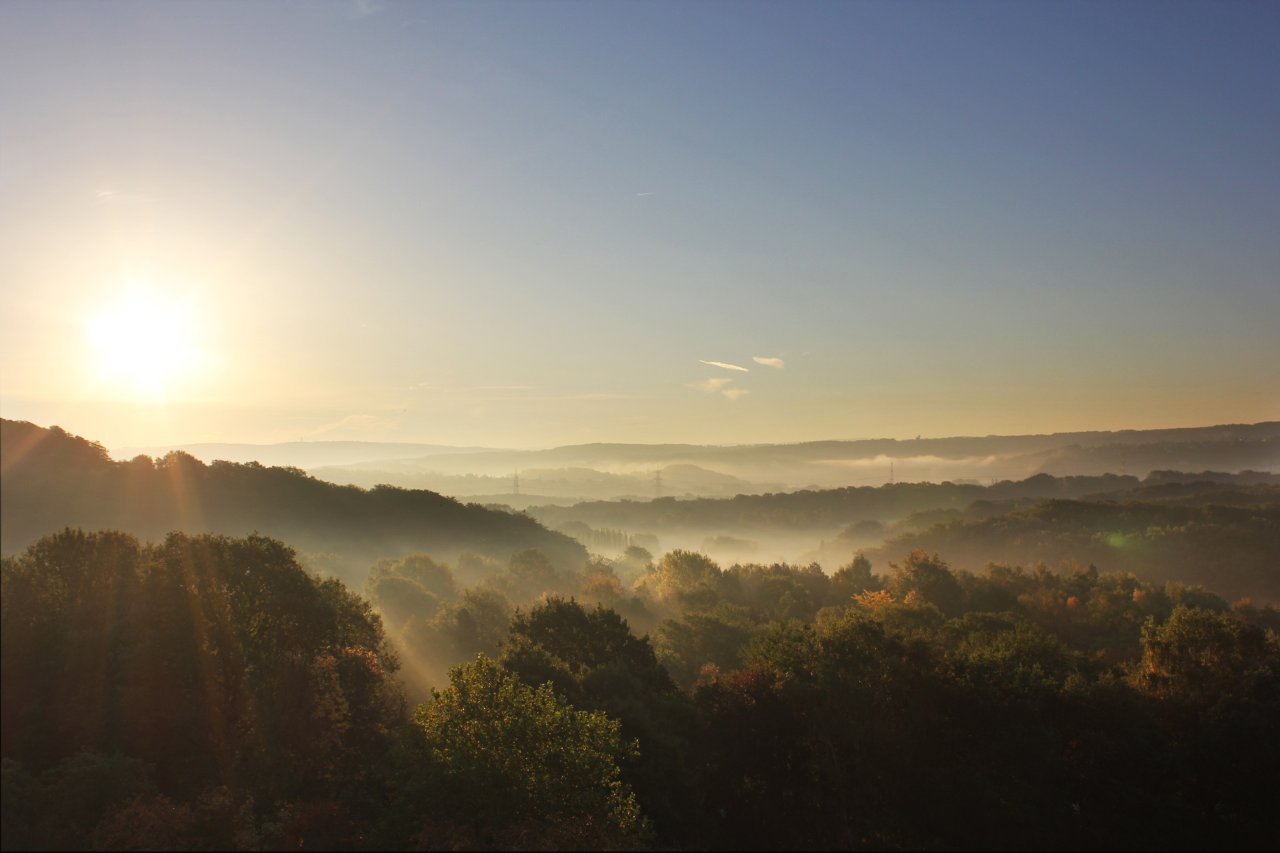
left=654, top=469, right=662, bottom=498
left=513, top=469, right=520, bottom=496
left=890, top=460, right=895, bottom=485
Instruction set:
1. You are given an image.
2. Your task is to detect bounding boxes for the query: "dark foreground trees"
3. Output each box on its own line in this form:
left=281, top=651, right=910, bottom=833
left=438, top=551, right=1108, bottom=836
left=0, top=531, right=655, bottom=851
left=1, top=529, right=406, bottom=849
left=388, top=656, right=646, bottom=850
left=4, top=529, right=1279, bottom=850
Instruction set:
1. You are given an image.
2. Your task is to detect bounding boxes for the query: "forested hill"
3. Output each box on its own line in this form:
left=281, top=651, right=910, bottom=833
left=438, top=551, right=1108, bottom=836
left=0, top=420, right=586, bottom=579
left=530, top=470, right=1279, bottom=532
left=528, top=473, right=1149, bottom=533
left=872, top=499, right=1280, bottom=604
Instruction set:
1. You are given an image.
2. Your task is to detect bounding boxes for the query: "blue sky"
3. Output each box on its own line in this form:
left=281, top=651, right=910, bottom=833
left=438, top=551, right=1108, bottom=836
left=1, top=0, right=1277, bottom=448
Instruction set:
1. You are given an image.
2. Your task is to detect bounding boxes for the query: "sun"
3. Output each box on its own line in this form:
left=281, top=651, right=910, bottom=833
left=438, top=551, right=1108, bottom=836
left=85, top=288, right=207, bottom=401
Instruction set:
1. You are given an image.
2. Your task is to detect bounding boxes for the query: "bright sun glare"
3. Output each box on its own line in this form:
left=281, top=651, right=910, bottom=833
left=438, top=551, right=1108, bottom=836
left=85, top=288, right=206, bottom=400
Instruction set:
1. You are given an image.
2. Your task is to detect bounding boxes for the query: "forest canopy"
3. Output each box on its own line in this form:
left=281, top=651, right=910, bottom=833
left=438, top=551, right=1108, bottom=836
left=3, top=526, right=1278, bottom=850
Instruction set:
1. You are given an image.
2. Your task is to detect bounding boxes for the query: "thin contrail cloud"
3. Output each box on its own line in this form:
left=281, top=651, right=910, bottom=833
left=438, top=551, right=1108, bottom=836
left=700, top=359, right=750, bottom=372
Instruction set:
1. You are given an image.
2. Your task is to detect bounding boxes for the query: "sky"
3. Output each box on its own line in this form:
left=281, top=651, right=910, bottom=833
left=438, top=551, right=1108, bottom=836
left=1, top=0, right=1277, bottom=450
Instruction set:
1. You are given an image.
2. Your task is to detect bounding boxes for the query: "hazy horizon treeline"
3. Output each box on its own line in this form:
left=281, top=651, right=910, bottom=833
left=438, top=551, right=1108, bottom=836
left=298, top=429, right=1280, bottom=503
left=528, top=470, right=1279, bottom=533
left=528, top=472, right=1280, bottom=596
left=119, top=419, right=1280, bottom=469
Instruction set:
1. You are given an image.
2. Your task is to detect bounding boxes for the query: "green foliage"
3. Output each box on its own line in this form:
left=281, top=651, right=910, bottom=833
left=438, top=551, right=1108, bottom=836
left=396, top=587, right=513, bottom=699
left=742, top=620, right=820, bottom=681
left=500, top=598, right=697, bottom=845
left=614, top=545, right=654, bottom=585
left=368, top=573, right=443, bottom=630
left=635, top=549, right=721, bottom=604
left=940, top=612, right=1078, bottom=700
left=493, top=548, right=573, bottom=601
left=828, top=552, right=883, bottom=602
left=1, top=529, right=405, bottom=847
left=887, top=549, right=965, bottom=617
left=657, top=604, right=757, bottom=688
left=374, top=553, right=459, bottom=601
left=1136, top=606, right=1279, bottom=706
left=409, top=656, right=646, bottom=848
left=879, top=497, right=1280, bottom=602
left=504, top=598, right=671, bottom=694
left=673, top=550, right=1280, bottom=850
left=578, top=556, right=625, bottom=605
left=366, top=553, right=460, bottom=631
left=721, top=561, right=829, bottom=622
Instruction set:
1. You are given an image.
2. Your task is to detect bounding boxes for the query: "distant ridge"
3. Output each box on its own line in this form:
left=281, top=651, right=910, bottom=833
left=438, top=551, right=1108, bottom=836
left=112, top=439, right=496, bottom=469
left=116, top=422, right=1280, bottom=465
left=2, top=420, right=585, bottom=582
left=301, top=422, right=1279, bottom=494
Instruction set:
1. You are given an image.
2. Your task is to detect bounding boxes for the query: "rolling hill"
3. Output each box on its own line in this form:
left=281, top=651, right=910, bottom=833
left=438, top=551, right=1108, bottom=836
left=1, top=419, right=586, bottom=584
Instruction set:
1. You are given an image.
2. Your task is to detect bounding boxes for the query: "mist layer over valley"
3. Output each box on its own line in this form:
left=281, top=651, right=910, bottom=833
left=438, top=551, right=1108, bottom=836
left=10, top=416, right=1279, bottom=609
left=122, top=421, right=1280, bottom=505
left=112, top=421, right=1280, bottom=581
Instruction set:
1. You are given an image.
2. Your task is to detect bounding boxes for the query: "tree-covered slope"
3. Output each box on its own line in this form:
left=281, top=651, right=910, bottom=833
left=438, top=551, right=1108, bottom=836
left=872, top=498, right=1280, bottom=603
left=528, top=473, right=1149, bottom=534
left=0, top=420, right=586, bottom=580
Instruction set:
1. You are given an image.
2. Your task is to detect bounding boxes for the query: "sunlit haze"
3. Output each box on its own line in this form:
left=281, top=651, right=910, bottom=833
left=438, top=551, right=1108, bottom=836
left=2, top=0, right=1277, bottom=450
left=82, top=285, right=215, bottom=401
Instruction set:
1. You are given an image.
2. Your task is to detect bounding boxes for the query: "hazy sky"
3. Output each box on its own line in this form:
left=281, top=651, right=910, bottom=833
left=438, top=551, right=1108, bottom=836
left=2, top=0, right=1277, bottom=449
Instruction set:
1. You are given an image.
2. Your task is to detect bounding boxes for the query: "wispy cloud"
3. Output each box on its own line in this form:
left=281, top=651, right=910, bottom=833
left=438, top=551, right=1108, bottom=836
left=689, top=377, right=749, bottom=400
left=752, top=356, right=785, bottom=369
left=700, top=359, right=750, bottom=372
